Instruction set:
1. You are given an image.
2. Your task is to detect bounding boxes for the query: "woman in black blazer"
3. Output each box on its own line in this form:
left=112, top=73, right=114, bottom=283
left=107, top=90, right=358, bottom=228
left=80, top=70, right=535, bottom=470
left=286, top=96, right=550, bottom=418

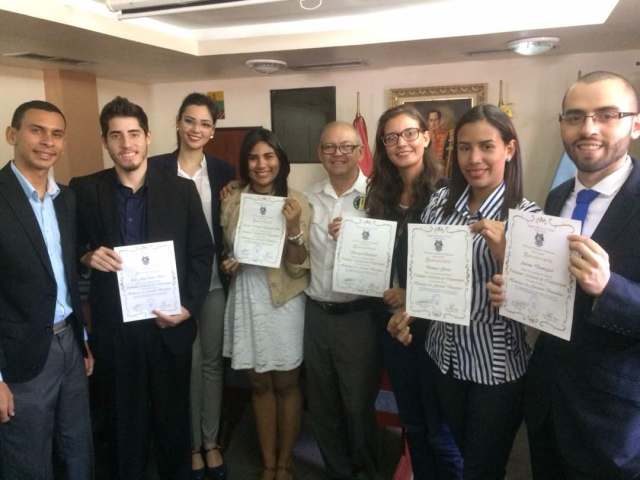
left=151, top=93, right=234, bottom=480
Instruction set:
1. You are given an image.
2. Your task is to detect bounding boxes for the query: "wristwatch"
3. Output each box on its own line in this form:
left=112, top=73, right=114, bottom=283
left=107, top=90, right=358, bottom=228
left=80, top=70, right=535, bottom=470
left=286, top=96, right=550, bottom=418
left=287, top=231, right=304, bottom=246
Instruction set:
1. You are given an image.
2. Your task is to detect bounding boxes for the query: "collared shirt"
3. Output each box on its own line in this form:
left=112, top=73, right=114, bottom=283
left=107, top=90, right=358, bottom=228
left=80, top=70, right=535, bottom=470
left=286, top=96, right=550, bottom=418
left=115, top=181, right=147, bottom=245
left=10, top=162, right=72, bottom=324
left=559, top=155, right=633, bottom=238
left=177, top=156, right=222, bottom=291
left=421, top=184, right=541, bottom=385
left=305, top=170, right=368, bottom=303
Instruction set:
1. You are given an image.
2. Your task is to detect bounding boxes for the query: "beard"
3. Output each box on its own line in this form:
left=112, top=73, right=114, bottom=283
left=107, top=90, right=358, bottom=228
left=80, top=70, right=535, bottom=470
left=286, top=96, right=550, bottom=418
left=563, top=135, right=631, bottom=174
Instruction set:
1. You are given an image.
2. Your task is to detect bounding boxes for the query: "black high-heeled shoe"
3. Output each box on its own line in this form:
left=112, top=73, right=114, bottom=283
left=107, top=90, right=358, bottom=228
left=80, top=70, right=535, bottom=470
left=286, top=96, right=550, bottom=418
left=204, top=446, right=227, bottom=480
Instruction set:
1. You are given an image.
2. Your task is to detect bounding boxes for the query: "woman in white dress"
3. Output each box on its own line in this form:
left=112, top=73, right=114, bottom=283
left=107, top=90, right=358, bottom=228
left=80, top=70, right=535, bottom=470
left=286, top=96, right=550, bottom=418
left=220, top=128, right=311, bottom=480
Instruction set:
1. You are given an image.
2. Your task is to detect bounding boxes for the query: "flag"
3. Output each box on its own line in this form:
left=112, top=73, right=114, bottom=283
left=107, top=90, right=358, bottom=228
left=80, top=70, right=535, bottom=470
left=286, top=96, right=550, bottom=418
left=353, top=112, right=373, bottom=176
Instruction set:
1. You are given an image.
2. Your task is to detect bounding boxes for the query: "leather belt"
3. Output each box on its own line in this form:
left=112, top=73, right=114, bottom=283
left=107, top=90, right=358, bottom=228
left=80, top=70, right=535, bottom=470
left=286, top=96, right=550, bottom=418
left=52, top=319, right=70, bottom=336
left=308, top=297, right=374, bottom=315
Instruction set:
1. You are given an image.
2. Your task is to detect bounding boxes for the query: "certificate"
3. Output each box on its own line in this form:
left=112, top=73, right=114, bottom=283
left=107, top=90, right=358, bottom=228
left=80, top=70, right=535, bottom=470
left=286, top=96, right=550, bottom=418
left=500, top=209, right=580, bottom=341
left=115, top=241, right=182, bottom=323
left=332, top=217, right=397, bottom=297
left=406, top=224, right=472, bottom=325
left=234, top=193, right=286, bottom=268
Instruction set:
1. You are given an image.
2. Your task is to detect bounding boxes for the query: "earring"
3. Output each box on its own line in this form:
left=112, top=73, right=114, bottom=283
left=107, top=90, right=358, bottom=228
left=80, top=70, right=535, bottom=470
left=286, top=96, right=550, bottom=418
left=506, top=157, right=511, bottom=163
left=210, top=135, right=214, bottom=139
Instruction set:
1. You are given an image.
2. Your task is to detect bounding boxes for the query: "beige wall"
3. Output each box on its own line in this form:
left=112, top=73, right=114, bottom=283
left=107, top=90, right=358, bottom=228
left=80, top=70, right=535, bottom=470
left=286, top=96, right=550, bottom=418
left=0, top=65, right=45, bottom=167
left=147, top=48, right=640, bottom=205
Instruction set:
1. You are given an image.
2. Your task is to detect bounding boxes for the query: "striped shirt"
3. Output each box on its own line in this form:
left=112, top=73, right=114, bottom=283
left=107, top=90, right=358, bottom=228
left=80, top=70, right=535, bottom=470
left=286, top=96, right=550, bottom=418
left=421, top=184, right=541, bottom=385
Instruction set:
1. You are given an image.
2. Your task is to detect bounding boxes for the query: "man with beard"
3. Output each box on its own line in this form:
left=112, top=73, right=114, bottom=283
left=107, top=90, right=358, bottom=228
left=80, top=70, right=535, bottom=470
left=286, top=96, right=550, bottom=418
left=488, top=71, right=640, bottom=479
left=70, top=97, right=212, bottom=479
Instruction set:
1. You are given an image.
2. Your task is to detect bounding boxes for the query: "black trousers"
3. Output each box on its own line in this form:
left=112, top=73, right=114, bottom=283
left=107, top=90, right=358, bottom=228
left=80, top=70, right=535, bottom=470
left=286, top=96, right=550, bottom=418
left=97, top=321, right=191, bottom=480
left=433, top=362, right=524, bottom=480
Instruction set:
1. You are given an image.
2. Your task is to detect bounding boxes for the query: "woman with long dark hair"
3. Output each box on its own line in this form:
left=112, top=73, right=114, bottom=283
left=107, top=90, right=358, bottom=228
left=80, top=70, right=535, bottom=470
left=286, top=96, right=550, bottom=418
left=391, top=104, right=541, bottom=478
left=151, top=92, right=235, bottom=480
left=368, top=104, right=462, bottom=479
left=220, top=128, right=310, bottom=480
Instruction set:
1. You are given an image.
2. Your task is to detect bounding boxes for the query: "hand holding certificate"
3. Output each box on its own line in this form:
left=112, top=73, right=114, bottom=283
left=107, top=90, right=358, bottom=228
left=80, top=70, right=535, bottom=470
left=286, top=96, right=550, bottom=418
left=500, top=209, right=580, bottom=340
left=115, top=241, right=182, bottom=323
left=233, top=193, right=286, bottom=268
left=406, top=224, right=472, bottom=325
left=332, top=217, right=397, bottom=297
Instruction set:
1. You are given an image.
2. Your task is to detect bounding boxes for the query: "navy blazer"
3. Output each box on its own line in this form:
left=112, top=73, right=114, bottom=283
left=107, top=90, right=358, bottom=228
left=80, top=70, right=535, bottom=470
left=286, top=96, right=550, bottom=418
left=70, top=166, right=213, bottom=364
left=150, top=151, right=235, bottom=292
left=526, top=157, right=640, bottom=478
left=0, top=163, right=86, bottom=383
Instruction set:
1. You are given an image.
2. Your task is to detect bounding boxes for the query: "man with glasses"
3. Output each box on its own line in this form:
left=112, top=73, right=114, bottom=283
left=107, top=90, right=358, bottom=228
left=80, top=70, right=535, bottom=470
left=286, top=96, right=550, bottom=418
left=304, top=121, right=380, bottom=480
left=489, top=71, right=640, bottom=478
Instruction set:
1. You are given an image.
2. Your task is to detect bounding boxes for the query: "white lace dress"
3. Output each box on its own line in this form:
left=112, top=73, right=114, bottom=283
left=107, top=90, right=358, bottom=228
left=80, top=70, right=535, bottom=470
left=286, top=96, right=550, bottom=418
left=223, top=264, right=305, bottom=373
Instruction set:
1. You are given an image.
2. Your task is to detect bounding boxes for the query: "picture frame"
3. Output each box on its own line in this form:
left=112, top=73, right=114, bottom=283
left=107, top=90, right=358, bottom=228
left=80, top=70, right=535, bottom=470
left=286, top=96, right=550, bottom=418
left=390, top=83, right=488, bottom=132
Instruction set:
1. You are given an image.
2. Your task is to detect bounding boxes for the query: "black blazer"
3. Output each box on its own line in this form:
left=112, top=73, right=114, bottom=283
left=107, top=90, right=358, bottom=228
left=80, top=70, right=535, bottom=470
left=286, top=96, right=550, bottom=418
left=150, top=151, right=235, bottom=292
left=69, top=166, right=213, bottom=360
left=526, top=158, right=640, bottom=478
left=0, top=163, right=86, bottom=383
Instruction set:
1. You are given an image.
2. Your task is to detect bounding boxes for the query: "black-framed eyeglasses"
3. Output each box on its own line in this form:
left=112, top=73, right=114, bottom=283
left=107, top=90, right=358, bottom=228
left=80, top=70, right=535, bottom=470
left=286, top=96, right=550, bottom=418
left=320, top=143, right=361, bottom=155
left=381, top=127, right=421, bottom=146
left=558, top=109, right=638, bottom=126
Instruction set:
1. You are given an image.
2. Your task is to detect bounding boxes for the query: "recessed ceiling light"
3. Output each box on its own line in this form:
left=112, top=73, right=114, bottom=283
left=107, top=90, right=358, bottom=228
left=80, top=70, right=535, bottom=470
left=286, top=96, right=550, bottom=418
left=507, top=36, right=560, bottom=56
left=245, top=58, right=288, bottom=74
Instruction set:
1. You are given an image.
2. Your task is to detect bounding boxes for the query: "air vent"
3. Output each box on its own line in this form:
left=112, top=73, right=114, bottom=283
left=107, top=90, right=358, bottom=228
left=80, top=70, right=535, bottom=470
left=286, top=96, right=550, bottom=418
left=1, top=52, right=92, bottom=66
left=289, top=60, right=367, bottom=72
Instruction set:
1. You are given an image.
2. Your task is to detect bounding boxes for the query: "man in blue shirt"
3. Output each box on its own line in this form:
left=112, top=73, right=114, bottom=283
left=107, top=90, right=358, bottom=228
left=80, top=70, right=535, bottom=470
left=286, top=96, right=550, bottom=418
left=0, top=100, right=93, bottom=478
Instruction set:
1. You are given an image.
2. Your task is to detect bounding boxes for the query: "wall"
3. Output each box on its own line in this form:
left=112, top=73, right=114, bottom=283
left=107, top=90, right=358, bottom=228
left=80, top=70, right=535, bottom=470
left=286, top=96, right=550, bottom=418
left=148, top=49, right=640, bottom=204
left=0, top=65, right=45, bottom=167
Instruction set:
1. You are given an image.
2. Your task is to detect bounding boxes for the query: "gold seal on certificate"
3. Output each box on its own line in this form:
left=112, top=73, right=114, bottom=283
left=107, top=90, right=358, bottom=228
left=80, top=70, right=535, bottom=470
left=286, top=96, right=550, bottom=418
left=406, top=224, right=472, bottom=325
left=234, top=193, right=286, bottom=268
left=500, top=209, right=581, bottom=341
left=114, top=241, right=182, bottom=323
left=332, top=217, right=397, bottom=297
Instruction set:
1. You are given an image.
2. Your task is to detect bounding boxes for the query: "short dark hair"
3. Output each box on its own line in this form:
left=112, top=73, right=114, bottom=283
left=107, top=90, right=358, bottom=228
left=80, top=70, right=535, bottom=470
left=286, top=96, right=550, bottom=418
left=562, top=70, right=639, bottom=111
left=427, top=109, right=442, bottom=120
left=444, top=104, right=523, bottom=220
left=100, top=96, right=149, bottom=137
left=238, top=128, right=290, bottom=197
left=11, top=100, right=66, bottom=129
left=175, top=92, right=218, bottom=147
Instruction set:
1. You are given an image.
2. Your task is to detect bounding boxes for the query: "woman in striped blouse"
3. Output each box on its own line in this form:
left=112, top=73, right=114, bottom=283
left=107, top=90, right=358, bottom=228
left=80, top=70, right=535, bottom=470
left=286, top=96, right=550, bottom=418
left=390, top=104, right=540, bottom=479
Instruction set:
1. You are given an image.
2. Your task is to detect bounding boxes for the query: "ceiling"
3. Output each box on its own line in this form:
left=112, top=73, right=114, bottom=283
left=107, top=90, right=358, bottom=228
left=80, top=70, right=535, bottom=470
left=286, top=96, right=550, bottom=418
left=0, top=0, right=638, bottom=83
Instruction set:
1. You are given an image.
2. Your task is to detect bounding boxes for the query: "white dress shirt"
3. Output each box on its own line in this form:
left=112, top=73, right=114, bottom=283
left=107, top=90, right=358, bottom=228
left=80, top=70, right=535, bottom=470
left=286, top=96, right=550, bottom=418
left=559, top=155, right=633, bottom=237
left=177, top=156, right=222, bottom=291
left=305, top=170, right=368, bottom=303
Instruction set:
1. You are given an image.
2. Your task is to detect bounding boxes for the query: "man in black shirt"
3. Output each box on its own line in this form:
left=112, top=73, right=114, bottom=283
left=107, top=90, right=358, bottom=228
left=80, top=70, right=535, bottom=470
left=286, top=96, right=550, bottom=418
left=70, top=96, right=213, bottom=480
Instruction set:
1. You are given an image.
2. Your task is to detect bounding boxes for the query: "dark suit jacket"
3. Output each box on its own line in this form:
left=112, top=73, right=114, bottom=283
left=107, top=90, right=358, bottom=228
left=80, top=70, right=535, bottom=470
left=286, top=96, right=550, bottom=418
left=526, top=158, right=640, bottom=478
left=69, top=166, right=213, bottom=363
left=0, top=163, right=86, bottom=383
left=150, top=151, right=234, bottom=292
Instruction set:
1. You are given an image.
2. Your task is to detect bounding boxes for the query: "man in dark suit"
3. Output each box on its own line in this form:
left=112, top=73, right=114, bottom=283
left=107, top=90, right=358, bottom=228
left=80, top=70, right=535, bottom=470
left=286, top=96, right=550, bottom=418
left=0, top=100, right=93, bottom=478
left=489, top=71, right=640, bottom=479
left=70, top=96, right=213, bottom=480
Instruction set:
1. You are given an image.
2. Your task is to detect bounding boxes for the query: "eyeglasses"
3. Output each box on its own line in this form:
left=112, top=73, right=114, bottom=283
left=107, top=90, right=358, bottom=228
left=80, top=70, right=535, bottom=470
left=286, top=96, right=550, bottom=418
left=558, top=109, right=638, bottom=126
left=320, top=143, right=361, bottom=155
left=381, top=127, right=421, bottom=146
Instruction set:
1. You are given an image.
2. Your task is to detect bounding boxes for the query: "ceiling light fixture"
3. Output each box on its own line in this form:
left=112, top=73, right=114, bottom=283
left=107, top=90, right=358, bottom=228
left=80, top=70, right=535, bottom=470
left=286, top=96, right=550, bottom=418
left=299, top=0, right=322, bottom=10
left=507, top=36, right=559, bottom=56
left=245, top=58, right=288, bottom=74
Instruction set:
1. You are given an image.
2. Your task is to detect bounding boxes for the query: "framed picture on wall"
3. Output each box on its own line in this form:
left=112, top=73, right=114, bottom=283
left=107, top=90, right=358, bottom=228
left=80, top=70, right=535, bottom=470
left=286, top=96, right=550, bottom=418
left=390, top=83, right=488, bottom=131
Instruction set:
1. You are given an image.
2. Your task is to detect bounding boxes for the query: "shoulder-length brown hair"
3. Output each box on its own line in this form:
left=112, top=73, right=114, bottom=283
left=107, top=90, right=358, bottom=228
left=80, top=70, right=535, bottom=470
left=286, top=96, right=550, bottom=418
left=443, top=104, right=523, bottom=219
left=366, top=104, right=441, bottom=221
left=238, top=128, right=290, bottom=197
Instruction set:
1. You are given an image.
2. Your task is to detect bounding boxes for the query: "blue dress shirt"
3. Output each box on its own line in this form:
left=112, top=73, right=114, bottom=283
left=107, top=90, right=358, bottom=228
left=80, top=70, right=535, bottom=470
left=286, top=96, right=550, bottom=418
left=10, top=162, right=73, bottom=324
